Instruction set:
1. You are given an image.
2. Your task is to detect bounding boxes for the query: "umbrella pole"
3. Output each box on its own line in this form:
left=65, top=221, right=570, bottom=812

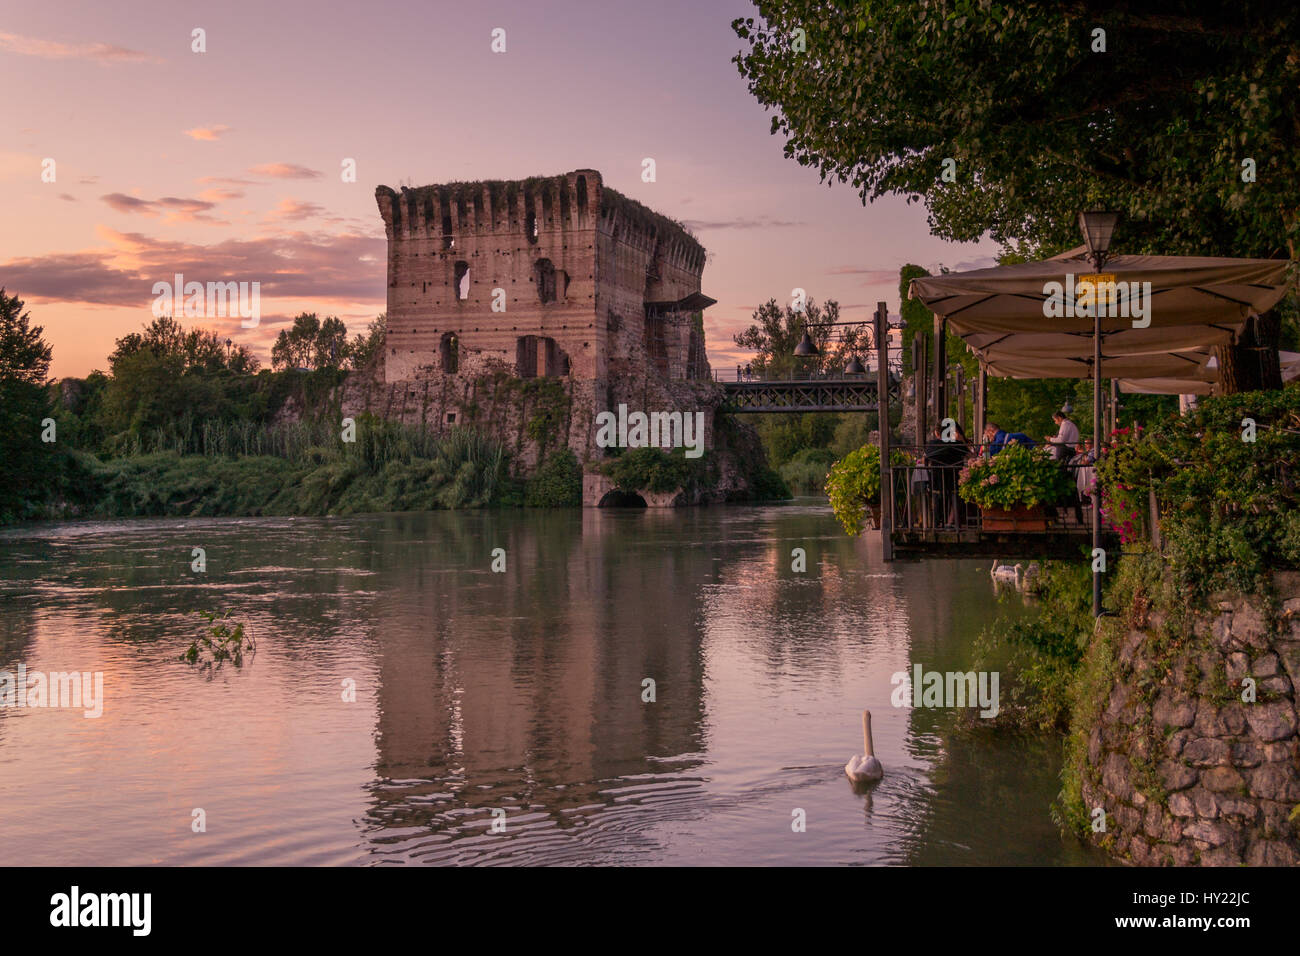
left=1093, top=312, right=1102, bottom=616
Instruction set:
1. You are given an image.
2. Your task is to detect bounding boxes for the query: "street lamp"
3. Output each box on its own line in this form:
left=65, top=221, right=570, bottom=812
left=794, top=331, right=819, bottom=356
left=845, top=354, right=865, bottom=374
left=1078, top=210, right=1120, bottom=271
left=1077, top=210, right=1119, bottom=618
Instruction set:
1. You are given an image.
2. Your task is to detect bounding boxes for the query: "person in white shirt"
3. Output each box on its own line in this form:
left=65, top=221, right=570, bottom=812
left=1049, top=410, right=1080, bottom=462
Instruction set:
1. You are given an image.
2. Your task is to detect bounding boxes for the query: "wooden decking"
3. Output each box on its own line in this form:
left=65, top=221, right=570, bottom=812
left=889, top=524, right=1109, bottom=560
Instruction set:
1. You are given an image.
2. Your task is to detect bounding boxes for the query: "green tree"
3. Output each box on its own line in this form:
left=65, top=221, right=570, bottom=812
left=348, top=313, right=386, bottom=372
left=101, top=316, right=258, bottom=447
left=272, top=313, right=351, bottom=371
left=0, top=289, right=55, bottom=519
left=733, top=4, right=1300, bottom=389
left=734, top=297, right=866, bottom=377
left=272, top=313, right=320, bottom=370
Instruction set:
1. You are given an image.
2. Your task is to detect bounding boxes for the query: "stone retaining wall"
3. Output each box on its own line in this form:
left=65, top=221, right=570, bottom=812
left=1082, top=572, right=1300, bottom=865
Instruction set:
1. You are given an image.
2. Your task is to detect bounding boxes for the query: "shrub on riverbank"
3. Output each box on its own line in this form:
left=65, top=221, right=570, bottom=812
left=600, top=446, right=701, bottom=494
left=778, top=447, right=836, bottom=495
left=525, top=449, right=582, bottom=507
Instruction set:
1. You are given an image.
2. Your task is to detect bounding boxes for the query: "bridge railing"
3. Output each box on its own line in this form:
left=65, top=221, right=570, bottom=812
left=882, top=443, right=1099, bottom=534
left=712, top=366, right=876, bottom=383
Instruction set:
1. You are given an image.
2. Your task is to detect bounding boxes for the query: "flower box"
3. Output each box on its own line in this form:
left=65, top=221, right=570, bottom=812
left=981, top=504, right=1047, bottom=532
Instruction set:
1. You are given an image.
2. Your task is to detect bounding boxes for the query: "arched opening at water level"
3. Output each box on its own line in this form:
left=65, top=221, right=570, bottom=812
left=597, top=490, right=647, bottom=508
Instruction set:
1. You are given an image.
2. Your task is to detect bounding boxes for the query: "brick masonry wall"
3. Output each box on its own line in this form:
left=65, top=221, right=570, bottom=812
left=367, top=169, right=745, bottom=493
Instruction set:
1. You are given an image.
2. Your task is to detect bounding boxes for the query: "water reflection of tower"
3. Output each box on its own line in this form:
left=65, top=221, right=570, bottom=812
left=368, top=510, right=709, bottom=839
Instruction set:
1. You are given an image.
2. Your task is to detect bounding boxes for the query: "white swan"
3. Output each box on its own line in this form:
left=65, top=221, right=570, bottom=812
left=845, top=709, right=884, bottom=785
left=991, top=560, right=1022, bottom=585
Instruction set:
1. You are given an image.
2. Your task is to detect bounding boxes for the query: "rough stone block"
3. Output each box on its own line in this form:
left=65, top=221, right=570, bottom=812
left=1183, top=737, right=1229, bottom=767
left=1245, top=700, right=1297, bottom=741
left=1200, top=766, right=1245, bottom=793
left=1247, top=763, right=1300, bottom=802
left=1153, top=692, right=1195, bottom=729
left=1158, top=759, right=1198, bottom=791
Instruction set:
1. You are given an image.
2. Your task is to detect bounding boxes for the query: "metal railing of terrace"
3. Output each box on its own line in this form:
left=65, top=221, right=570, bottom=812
left=880, top=444, right=1115, bottom=559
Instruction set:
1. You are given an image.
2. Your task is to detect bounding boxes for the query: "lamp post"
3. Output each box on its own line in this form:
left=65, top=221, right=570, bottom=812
left=1079, top=210, right=1119, bottom=617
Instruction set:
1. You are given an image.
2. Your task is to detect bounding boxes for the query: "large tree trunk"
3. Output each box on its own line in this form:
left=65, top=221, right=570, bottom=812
left=1215, top=312, right=1283, bottom=394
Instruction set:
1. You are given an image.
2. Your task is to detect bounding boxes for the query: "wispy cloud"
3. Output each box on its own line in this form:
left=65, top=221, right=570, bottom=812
left=266, top=198, right=326, bottom=222
left=681, top=216, right=805, bottom=231
left=1, top=227, right=386, bottom=309
left=101, top=192, right=224, bottom=223
left=826, top=266, right=899, bottom=282
left=250, top=163, right=323, bottom=180
left=198, top=175, right=260, bottom=188
left=184, top=125, right=232, bottom=141
left=198, top=187, right=245, bottom=203
left=0, top=31, right=159, bottom=64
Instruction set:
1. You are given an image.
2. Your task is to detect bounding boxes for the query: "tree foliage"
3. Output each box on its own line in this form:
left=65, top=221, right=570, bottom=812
left=0, top=288, right=55, bottom=520
left=733, top=297, right=868, bottom=377
left=734, top=3, right=1300, bottom=257
left=734, top=3, right=1300, bottom=386
left=271, top=313, right=350, bottom=371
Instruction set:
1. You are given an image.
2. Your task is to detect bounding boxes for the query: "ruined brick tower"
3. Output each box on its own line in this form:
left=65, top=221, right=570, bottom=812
left=374, top=169, right=713, bottom=387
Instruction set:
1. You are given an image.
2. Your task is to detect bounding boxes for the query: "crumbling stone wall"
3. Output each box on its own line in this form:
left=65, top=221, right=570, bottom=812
left=1082, top=572, right=1300, bottom=866
left=374, top=169, right=717, bottom=473
left=332, top=362, right=729, bottom=478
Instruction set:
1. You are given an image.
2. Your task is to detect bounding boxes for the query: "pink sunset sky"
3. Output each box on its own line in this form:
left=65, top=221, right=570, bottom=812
left=1, top=0, right=997, bottom=379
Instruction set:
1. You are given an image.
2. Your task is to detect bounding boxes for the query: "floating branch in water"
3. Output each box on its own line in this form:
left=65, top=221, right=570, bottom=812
left=183, top=610, right=256, bottom=673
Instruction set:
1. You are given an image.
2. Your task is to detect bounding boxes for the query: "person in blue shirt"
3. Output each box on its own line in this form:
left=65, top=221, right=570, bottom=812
left=980, top=421, right=1036, bottom=457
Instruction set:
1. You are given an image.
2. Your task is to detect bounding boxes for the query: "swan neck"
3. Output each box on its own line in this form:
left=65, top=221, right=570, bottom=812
left=862, top=710, right=874, bottom=757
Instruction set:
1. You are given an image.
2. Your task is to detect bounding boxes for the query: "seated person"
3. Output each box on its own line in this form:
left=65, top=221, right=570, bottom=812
left=924, top=425, right=969, bottom=526
left=1047, top=409, right=1081, bottom=462
left=980, top=421, right=1036, bottom=457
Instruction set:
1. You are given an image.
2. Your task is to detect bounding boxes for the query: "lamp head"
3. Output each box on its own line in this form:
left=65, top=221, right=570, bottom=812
left=1078, top=210, right=1120, bottom=269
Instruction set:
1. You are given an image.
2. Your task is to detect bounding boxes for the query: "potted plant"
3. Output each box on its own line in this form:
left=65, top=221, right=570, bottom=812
left=826, top=445, right=911, bottom=535
left=958, top=443, right=1072, bottom=532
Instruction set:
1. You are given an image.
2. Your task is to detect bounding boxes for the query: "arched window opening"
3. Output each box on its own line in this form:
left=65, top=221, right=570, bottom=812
left=440, top=331, right=459, bottom=374
left=535, top=258, right=557, bottom=303
left=526, top=210, right=538, bottom=244
left=454, top=261, right=470, bottom=301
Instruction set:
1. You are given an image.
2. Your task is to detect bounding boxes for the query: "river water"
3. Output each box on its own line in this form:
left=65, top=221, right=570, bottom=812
left=0, top=501, right=1100, bottom=866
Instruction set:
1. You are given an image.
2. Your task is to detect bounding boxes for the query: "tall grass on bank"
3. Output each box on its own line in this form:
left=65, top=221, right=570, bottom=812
left=75, top=417, right=517, bottom=518
left=114, top=415, right=458, bottom=463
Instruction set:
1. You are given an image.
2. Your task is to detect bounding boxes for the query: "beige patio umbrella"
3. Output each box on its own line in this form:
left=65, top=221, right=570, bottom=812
left=909, top=250, right=1289, bottom=372
left=1118, top=350, right=1300, bottom=395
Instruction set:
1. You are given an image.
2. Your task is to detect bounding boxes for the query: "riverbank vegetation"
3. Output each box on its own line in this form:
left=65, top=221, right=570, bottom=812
left=0, top=295, right=524, bottom=523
